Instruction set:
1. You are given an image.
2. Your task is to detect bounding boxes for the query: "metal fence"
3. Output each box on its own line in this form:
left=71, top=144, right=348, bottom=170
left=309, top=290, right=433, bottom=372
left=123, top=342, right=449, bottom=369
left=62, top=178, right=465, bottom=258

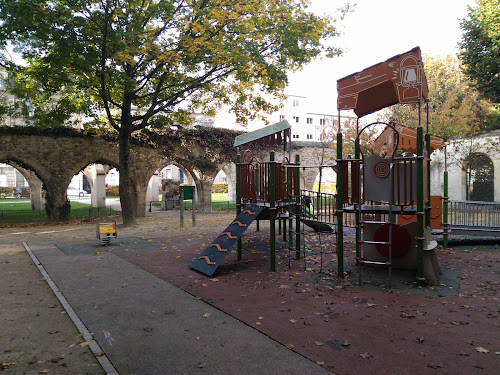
left=449, top=200, right=500, bottom=230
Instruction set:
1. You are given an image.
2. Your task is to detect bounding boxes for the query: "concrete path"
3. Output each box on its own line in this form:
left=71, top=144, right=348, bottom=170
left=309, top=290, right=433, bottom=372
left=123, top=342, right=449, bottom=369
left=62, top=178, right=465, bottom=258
left=27, top=242, right=333, bottom=375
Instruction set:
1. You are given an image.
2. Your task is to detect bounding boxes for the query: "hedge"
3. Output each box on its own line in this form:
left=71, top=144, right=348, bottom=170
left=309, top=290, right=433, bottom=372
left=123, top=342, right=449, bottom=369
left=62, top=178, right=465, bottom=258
left=212, top=183, right=228, bottom=194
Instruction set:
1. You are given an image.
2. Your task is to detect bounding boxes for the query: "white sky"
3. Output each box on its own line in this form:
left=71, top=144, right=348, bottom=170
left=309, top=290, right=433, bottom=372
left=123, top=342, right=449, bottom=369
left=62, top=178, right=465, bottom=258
left=287, top=0, right=475, bottom=114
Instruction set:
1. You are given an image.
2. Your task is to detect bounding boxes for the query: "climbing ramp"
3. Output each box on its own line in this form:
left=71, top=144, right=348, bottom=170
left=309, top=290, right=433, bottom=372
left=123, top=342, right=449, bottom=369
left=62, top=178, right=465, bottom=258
left=190, top=204, right=264, bottom=276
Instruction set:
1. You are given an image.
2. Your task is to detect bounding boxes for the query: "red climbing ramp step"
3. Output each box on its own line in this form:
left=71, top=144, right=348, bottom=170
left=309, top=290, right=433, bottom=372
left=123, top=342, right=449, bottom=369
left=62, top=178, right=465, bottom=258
left=189, top=204, right=264, bottom=276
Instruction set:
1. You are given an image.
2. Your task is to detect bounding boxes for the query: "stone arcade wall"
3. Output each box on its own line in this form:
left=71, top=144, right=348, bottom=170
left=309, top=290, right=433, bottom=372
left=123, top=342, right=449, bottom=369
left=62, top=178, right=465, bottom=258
left=0, top=129, right=331, bottom=221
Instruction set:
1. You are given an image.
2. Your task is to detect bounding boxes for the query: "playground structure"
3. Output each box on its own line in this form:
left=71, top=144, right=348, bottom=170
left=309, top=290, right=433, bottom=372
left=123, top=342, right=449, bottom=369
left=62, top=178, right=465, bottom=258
left=336, top=47, right=445, bottom=285
left=190, top=121, right=339, bottom=276
left=191, top=47, right=466, bottom=286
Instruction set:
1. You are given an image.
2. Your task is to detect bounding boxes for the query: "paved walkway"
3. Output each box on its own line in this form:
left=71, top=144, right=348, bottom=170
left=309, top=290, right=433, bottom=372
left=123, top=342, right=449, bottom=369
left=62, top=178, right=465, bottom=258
left=26, top=240, right=332, bottom=375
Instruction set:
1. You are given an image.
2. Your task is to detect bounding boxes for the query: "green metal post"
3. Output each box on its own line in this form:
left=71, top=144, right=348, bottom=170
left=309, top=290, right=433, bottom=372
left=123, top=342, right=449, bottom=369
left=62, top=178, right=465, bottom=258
left=336, top=133, right=344, bottom=278
left=443, top=171, right=449, bottom=248
left=236, top=154, right=242, bottom=260
left=294, top=155, right=301, bottom=260
left=256, top=163, right=260, bottom=232
left=270, top=152, right=276, bottom=272
left=425, top=133, right=431, bottom=228
left=416, top=127, right=425, bottom=283
left=354, top=138, right=360, bottom=260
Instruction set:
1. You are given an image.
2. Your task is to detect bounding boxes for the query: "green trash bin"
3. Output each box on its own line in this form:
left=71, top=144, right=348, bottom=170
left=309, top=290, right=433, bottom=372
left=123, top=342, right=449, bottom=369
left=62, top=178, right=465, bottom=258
left=182, top=185, right=194, bottom=200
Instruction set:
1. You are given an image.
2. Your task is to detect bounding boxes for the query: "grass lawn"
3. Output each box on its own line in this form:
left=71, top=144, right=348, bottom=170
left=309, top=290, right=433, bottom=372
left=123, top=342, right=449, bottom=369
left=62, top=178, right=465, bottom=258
left=0, top=199, right=120, bottom=224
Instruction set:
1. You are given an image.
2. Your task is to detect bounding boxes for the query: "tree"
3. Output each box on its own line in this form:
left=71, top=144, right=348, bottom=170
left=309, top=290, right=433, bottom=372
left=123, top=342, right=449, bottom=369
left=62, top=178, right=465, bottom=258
left=383, top=54, right=499, bottom=201
left=383, top=55, right=497, bottom=137
left=459, top=0, right=500, bottom=103
left=0, top=0, right=346, bottom=224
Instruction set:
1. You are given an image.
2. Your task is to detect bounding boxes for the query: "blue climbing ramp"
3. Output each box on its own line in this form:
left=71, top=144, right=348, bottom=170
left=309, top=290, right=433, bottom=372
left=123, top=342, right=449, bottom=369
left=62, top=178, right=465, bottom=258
left=190, top=204, right=264, bottom=276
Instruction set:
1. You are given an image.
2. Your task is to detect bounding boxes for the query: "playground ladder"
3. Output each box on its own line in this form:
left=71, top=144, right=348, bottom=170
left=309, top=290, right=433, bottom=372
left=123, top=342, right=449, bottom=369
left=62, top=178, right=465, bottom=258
left=356, top=163, right=395, bottom=287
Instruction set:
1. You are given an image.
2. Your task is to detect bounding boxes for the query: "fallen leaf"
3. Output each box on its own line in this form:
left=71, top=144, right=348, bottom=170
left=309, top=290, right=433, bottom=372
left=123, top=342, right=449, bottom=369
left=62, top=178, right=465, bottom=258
left=476, top=347, right=489, bottom=353
left=427, top=363, right=444, bottom=369
left=360, top=353, right=373, bottom=358
left=289, top=319, right=297, bottom=323
left=315, top=341, right=324, bottom=346
left=0, top=362, right=17, bottom=369
left=286, top=344, right=294, bottom=349
left=79, top=342, right=90, bottom=347
left=3, top=349, right=13, bottom=353
left=316, top=361, right=325, bottom=365
left=255, top=322, right=262, bottom=326
left=84, top=274, right=90, bottom=278
left=280, top=285, right=290, bottom=289
left=196, top=362, right=206, bottom=368
left=143, top=327, right=153, bottom=332
left=416, top=337, right=425, bottom=343
left=202, top=313, right=212, bottom=318
left=49, top=330, right=59, bottom=334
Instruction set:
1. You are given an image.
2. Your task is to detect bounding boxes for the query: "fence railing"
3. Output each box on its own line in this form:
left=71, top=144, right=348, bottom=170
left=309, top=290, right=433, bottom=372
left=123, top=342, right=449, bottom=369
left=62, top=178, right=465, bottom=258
left=449, top=200, right=500, bottom=230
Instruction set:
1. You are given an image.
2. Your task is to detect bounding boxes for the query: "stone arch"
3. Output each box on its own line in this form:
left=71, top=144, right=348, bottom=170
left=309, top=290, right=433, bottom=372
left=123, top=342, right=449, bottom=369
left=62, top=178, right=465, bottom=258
left=312, top=166, right=337, bottom=193
left=218, top=163, right=236, bottom=203
left=147, top=161, right=189, bottom=211
left=1, top=160, right=45, bottom=210
left=466, top=153, right=494, bottom=201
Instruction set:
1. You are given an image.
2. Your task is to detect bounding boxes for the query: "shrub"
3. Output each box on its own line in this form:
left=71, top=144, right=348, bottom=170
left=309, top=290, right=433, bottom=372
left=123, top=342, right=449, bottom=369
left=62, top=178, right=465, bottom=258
left=0, top=187, right=11, bottom=198
left=106, top=185, right=120, bottom=196
left=212, top=183, right=228, bottom=194
left=21, top=187, right=30, bottom=198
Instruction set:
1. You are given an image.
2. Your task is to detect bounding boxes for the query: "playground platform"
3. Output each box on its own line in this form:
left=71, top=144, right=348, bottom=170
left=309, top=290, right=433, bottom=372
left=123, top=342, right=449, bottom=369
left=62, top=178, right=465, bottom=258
left=12, top=215, right=499, bottom=375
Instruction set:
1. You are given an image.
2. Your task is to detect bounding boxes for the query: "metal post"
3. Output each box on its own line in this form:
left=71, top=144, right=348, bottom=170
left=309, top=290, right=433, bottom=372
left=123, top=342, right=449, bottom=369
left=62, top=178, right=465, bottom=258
left=443, top=147, right=449, bottom=248
left=416, top=126, right=425, bottom=283
left=425, top=132, right=431, bottom=228
left=355, top=120, right=360, bottom=260
left=270, top=152, right=276, bottom=272
left=192, top=188, right=196, bottom=227
left=295, top=155, right=301, bottom=260
left=336, top=132, right=344, bottom=278
left=236, top=154, right=242, bottom=260
left=180, top=187, right=184, bottom=228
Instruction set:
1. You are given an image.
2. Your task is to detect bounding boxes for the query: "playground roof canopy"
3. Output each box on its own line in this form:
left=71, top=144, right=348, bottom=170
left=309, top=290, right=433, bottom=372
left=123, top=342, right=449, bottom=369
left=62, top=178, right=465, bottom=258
left=373, top=123, right=446, bottom=155
left=337, top=47, right=429, bottom=118
left=233, top=120, right=291, bottom=150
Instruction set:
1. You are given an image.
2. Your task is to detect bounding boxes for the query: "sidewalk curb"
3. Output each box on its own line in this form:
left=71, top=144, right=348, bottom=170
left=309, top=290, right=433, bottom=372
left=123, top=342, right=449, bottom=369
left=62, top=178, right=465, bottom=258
left=23, top=241, right=119, bottom=375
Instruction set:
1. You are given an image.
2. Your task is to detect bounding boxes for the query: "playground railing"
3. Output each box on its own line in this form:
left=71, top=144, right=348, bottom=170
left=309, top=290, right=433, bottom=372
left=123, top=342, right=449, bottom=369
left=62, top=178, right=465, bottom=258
left=300, top=190, right=336, bottom=225
left=448, top=200, right=500, bottom=230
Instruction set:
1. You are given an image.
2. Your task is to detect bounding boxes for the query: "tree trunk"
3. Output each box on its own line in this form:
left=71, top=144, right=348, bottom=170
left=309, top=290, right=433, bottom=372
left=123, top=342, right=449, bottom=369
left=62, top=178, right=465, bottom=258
left=119, top=122, right=136, bottom=225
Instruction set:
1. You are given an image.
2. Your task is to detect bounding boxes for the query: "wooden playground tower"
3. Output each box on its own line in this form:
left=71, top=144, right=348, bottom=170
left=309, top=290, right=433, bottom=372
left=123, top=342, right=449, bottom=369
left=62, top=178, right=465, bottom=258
left=191, top=47, right=445, bottom=286
left=336, top=46, right=444, bottom=285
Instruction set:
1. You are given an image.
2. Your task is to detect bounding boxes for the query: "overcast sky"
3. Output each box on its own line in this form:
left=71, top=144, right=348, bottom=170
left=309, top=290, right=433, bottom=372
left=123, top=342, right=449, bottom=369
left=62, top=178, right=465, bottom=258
left=286, top=0, right=475, bottom=114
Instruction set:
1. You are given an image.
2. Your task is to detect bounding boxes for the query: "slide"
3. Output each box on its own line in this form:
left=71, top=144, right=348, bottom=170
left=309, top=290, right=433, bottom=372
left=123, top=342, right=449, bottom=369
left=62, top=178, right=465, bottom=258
left=301, top=203, right=334, bottom=233
left=190, top=204, right=264, bottom=277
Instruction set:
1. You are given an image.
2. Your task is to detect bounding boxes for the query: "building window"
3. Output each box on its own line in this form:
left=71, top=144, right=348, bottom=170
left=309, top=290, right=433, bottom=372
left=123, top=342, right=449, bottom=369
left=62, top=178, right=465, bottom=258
left=292, top=99, right=300, bottom=107
left=279, top=115, right=285, bottom=121
left=319, top=118, right=326, bottom=126
left=307, top=134, right=313, bottom=140
left=293, top=134, right=300, bottom=139
left=307, top=117, right=313, bottom=124
left=293, top=116, right=299, bottom=123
